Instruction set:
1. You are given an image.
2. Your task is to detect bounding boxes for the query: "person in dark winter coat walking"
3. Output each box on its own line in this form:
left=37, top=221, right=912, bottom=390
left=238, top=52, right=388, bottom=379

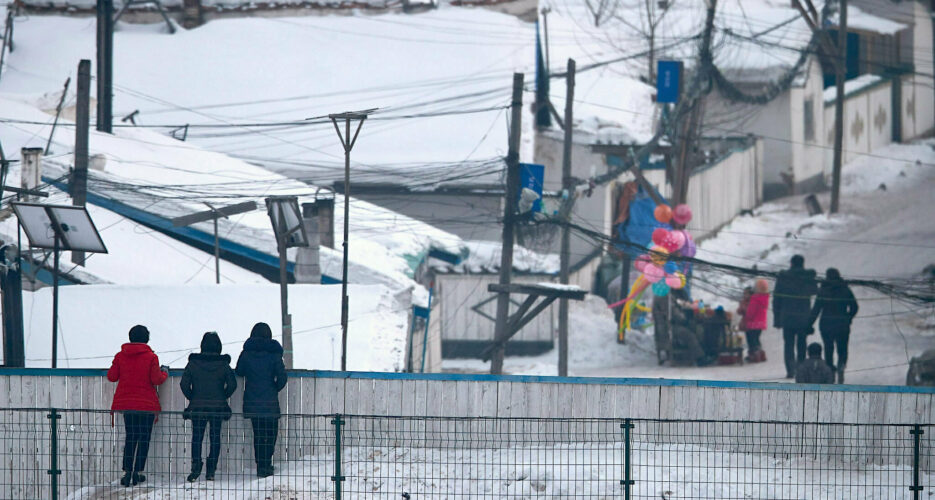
left=235, top=322, right=287, bottom=478
left=809, top=268, right=859, bottom=384
left=773, top=255, right=818, bottom=378
left=107, top=325, right=168, bottom=487
left=796, top=342, right=834, bottom=384
left=180, top=332, right=237, bottom=482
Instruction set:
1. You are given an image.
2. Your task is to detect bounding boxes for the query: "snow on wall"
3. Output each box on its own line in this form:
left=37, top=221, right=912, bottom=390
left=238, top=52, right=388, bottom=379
left=823, top=77, right=894, bottom=169
left=19, top=284, right=409, bottom=371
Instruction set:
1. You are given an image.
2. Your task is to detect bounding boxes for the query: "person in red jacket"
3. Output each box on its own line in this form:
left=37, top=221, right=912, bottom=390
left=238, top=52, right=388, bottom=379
left=107, top=325, right=168, bottom=487
left=741, top=279, right=770, bottom=362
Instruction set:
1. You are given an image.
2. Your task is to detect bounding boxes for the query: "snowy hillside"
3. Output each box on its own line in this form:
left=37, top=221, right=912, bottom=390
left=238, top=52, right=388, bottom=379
left=21, top=284, right=409, bottom=370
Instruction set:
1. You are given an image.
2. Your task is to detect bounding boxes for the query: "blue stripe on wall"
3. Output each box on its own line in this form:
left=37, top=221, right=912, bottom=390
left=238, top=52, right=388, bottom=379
left=2, top=367, right=933, bottom=394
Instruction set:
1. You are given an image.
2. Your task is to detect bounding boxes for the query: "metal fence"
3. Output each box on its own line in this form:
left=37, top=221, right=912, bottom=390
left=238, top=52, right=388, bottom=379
left=0, top=408, right=931, bottom=499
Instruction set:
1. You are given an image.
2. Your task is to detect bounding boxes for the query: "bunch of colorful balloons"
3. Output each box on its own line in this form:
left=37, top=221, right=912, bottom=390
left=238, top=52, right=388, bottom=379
left=609, top=202, right=696, bottom=313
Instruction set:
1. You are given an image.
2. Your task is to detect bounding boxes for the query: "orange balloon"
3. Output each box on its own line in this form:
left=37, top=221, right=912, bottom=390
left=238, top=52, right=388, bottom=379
left=654, top=204, right=673, bottom=223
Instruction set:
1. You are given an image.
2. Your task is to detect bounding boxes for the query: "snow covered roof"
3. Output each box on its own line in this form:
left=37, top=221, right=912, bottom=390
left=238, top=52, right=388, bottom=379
left=0, top=95, right=467, bottom=302
left=828, top=5, right=908, bottom=35
left=430, top=240, right=559, bottom=274
left=0, top=9, right=536, bottom=187
left=822, top=74, right=886, bottom=102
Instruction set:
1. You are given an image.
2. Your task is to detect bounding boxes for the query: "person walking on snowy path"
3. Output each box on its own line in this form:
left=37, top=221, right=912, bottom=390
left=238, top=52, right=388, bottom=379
left=181, top=332, right=237, bottom=482
left=235, top=322, right=287, bottom=478
left=107, top=325, right=168, bottom=487
left=809, top=268, right=859, bottom=384
left=796, top=342, right=834, bottom=384
left=773, top=255, right=818, bottom=378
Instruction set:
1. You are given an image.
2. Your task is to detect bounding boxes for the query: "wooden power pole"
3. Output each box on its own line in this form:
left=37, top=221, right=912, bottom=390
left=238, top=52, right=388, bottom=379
left=558, top=59, right=575, bottom=377
left=72, top=59, right=91, bottom=266
left=830, top=0, right=847, bottom=213
left=490, top=73, right=524, bottom=375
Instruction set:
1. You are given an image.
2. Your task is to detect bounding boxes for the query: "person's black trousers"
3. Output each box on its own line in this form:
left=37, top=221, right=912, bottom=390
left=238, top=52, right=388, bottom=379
left=250, top=417, right=279, bottom=470
left=122, top=412, right=155, bottom=473
left=821, top=327, right=850, bottom=369
left=191, top=416, right=223, bottom=471
left=745, top=329, right=762, bottom=353
left=782, top=327, right=809, bottom=376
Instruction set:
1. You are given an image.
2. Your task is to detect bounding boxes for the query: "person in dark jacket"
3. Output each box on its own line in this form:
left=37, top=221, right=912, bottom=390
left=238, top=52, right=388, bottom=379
left=773, top=255, right=819, bottom=378
left=809, top=268, right=859, bottom=384
left=652, top=294, right=673, bottom=364
left=107, top=325, right=168, bottom=487
left=180, top=331, right=237, bottom=482
left=235, top=322, right=287, bottom=478
left=796, top=342, right=834, bottom=384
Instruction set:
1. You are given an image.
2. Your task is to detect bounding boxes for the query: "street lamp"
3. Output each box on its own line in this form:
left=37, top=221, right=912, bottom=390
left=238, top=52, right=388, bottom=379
left=266, top=196, right=308, bottom=370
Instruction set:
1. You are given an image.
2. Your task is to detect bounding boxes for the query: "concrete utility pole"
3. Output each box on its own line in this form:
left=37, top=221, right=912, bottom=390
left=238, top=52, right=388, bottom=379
left=558, top=58, right=575, bottom=377
left=830, top=0, right=847, bottom=214
left=489, top=72, right=524, bottom=375
left=72, top=60, right=91, bottom=266
left=96, top=0, right=114, bottom=133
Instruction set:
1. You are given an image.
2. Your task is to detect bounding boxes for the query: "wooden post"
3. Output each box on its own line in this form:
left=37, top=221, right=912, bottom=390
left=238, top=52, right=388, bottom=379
left=489, top=73, right=524, bottom=375
left=96, top=0, right=113, bottom=134
left=558, top=59, right=575, bottom=377
left=830, top=0, right=847, bottom=213
left=71, top=60, right=91, bottom=266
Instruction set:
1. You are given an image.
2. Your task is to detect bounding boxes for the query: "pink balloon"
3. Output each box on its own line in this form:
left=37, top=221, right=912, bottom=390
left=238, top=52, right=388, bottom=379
left=665, top=274, right=682, bottom=288
left=672, top=204, right=693, bottom=225
left=661, top=234, right=681, bottom=253
left=651, top=227, right=669, bottom=246
left=634, top=255, right=651, bottom=272
left=643, top=264, right=664, bottom=283
left=669, top=230, right=687, bottom=250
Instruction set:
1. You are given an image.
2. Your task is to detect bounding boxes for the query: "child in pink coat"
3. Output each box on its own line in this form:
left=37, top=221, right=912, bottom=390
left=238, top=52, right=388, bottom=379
left=741, top=279, right=770, bottom=362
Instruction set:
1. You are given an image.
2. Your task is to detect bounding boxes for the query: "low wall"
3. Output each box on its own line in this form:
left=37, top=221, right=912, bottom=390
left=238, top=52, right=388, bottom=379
left=2, top=368, right=932, bottom=421
left=1, top=369, right=933, bottom=498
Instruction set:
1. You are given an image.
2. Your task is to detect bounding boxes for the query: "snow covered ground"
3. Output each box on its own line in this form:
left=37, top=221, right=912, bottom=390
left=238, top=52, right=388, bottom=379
left=64, top=440, right=931, bottom=499
left=446, top=141, right=935, bottom=385
left=20, top=283, right=409, bottom=370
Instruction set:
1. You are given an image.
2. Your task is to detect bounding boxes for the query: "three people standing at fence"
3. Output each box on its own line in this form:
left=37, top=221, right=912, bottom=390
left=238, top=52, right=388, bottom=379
left=180, top=331, right=237, bottom=482
left=236, top=322, right=288, bottom=478
left=809, top=268, right=859, bottom=384
left=107, top=325, right=169, bottom=487
left=773, top=255, right=819, bottom=379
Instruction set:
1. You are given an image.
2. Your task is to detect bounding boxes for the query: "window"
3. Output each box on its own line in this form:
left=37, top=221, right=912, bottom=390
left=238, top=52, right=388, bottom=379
left=804, top=98, right=815, bottom=142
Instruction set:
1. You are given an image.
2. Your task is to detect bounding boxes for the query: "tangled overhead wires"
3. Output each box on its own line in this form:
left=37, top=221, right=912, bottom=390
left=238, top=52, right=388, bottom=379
left=535, top=217, right=935, bottom=307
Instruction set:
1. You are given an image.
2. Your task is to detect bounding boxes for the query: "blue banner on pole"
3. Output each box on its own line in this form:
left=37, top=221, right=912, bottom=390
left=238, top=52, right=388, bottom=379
left=657, top=60, right=683, bottom=103
left=518, top=163, right=544, bottom=215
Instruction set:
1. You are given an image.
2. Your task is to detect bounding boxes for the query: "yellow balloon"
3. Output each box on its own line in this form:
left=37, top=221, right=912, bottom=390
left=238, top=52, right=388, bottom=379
left=650, top=246, right=669, bottom=266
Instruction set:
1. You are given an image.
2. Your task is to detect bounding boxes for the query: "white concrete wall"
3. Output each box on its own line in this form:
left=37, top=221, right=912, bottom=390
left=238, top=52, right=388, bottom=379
left=823, top=78, right=894, bottom=169
left=790, top=59, right=828, bottom=186
left=436, top=274, right=556, bottom=343
left=908, top=1, right=935, bottom=138
left=684, top=141, right=762, bottom=241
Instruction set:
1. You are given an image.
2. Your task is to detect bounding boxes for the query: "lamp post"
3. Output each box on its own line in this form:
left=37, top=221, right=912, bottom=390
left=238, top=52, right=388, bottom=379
left=265, top=196, right=308, bottom=370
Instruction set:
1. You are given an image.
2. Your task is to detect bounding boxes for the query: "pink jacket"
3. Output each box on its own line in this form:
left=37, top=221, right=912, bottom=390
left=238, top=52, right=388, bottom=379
left=744, top=293, right=769, bottom=331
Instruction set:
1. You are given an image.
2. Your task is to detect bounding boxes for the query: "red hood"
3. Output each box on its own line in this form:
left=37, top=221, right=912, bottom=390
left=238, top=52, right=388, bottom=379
left=120, top=343, right=155, bottom=356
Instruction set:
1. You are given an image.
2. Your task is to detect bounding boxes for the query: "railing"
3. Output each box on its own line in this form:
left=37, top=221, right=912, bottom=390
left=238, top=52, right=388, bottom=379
left=0, top=408, right=931, bottom=499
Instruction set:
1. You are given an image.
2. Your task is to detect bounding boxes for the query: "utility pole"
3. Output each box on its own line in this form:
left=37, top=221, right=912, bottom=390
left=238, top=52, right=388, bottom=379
left=44, top=77, right=70, bottom=155
left=72, top=60, right=91, bottom=266
left=558, top=59, right=575, bottom=377
left=96, top=0, right=114, bottom=134
left=489, top=72, right=524, bottom=375
left=830, top=0, right=847, bottom=214
left=329, top=110, right=370, bottom=372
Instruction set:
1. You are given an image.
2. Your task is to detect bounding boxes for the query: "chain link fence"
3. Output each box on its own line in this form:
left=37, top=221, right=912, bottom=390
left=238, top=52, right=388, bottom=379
left=0, top=408, right=931, bottom=499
